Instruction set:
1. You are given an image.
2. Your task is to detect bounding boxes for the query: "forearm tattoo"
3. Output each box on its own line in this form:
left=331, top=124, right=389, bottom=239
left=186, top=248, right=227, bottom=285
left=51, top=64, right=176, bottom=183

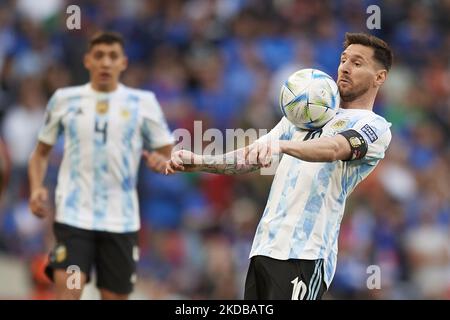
left=199, top=151, right=261, bottom=175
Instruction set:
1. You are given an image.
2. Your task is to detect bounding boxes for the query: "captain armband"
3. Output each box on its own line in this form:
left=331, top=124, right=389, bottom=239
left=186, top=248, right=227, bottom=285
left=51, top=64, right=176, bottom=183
left=339, top=129, right=368, bottom=161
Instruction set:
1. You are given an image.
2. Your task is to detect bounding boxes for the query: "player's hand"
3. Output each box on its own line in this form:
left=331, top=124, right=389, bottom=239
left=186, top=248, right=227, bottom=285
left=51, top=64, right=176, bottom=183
left=166, top=150, right=197, bottom=175
left=245, top=141, right=280, bottom=168
left=29, top=187, right=50, bottom=219
left=143, top=150, right=169, bottom=174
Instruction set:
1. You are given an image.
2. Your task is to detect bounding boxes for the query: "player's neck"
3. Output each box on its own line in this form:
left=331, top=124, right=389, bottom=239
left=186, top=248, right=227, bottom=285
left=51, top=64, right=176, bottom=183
left=90, top=82, right=120, bottom=93
left=340, top=91, right=375, bottom=111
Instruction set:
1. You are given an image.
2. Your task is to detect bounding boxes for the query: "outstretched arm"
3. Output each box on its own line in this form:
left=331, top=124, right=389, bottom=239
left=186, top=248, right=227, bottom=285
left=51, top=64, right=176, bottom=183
left=168, top=133, right=353, bottom=175
left=243, top=133, right=354, bottom=165
left=199, top=147, right=262, bottom=175
left=167, top=143, right=274, bottom=175
left=279, top=134, right=352, bottom=162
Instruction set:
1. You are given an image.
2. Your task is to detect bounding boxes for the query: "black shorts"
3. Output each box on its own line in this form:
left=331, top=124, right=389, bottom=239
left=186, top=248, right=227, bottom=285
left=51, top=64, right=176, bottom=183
left=244, top=255, right=327, bottom=300
left=45, top=222, right=139, bottom=295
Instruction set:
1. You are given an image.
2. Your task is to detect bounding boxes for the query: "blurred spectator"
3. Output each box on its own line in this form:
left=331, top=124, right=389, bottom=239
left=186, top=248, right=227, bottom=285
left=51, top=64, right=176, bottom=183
left=2, top=78, right=45, bottom=202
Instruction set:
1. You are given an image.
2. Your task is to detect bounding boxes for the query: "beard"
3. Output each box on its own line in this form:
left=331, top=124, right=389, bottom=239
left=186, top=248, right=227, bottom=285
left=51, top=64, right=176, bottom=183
left=338, top=82, right=370, bottom=102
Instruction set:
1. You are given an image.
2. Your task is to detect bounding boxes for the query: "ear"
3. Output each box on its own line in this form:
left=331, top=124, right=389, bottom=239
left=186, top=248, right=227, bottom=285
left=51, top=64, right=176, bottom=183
left=83, top=53, right=90, bottom=70
left=374, top=69, right=387, bottom=87
left=121, top=56, right=128, bottom=72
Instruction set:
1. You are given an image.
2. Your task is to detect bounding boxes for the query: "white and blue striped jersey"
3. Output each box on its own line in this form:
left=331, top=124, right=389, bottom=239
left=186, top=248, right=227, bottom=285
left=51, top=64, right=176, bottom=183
left=250, top=108, right=392, bottom=288
left=39, top=83, right=174, bottom=233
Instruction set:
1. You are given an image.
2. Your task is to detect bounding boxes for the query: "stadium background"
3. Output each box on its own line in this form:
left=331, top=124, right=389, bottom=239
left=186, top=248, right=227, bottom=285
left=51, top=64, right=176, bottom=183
left=0, top=0, right=449, bottom=299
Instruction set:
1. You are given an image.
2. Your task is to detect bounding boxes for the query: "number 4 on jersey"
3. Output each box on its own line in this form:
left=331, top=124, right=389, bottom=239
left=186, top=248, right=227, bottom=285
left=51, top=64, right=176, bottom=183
left=95, top=119, right=108, bottom=144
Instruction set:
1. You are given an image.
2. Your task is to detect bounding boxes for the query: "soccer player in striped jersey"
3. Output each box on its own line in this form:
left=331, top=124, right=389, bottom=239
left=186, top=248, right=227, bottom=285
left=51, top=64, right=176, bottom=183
left=28, top=32, right=174, bottom=300
left=167, top=33, right=393, bottom=300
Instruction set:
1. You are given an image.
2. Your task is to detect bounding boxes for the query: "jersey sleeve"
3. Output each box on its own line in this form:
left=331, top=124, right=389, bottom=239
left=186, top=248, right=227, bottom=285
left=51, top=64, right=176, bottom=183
left=141, top=92, right=174, bottom=150
left=255, top=117, right=296, bottom=144
left=38, top=90, right=64, bottom=146
left=347, top=115, right=392, bottom=165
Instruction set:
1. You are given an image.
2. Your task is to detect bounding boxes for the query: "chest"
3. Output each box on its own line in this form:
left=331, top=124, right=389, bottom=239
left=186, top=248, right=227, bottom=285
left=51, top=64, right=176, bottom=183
left=289, top=114, right=361, bottom=143
left=61, top=96, right=141, bottom=143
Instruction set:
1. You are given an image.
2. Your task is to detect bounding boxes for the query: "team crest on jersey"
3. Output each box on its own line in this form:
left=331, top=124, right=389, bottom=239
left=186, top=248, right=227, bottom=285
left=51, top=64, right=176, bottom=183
left=96, top=100, right=109, bottom=114
left=121, top=109, right=130, bottom=119
left=53, top=244, right=67, bottom=263
left=331, top=119, right=349, bottom=130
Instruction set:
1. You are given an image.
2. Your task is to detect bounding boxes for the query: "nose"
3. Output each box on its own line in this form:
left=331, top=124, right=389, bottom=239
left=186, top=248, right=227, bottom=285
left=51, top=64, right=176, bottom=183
left=340, top=60, right=351, bottom=75
left=100, top=56, right=112, bottom=68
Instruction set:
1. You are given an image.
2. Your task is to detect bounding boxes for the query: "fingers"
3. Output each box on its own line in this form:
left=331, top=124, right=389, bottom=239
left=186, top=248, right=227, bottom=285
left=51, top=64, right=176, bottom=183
left=169, top=157, right=185, bottom=171
left=261, top=144, right=272, bottom=167
left=39, top=189, right=48, bottom=202
left=165, top=165, right=173, bottom=175
left=245, top=143, right=273, bottom=167
left=163, top=151, right=186, bottom=175
left=242, top=146, right=249, bottom=163
left=33, top=206, right=48, bottom=219
left=165, top=160, right=177, bottom=175
left=143, top=151, right=173, bottom=174
left=142, top=150, right=155, bottom=166
left=160, top=150, right=199, bottom=175
left=246, top=144, right=259, bottom=165
left=143, top=151, right=159, bottom=168
left=30, top=201, right=44, bottom=217
left=258, top=143, right=272, bottom=167
left=154, top=157, right=167, bottom=173
left=171, top=150, right=188, bottom=170
left=29, top=189, right=50, bottom=219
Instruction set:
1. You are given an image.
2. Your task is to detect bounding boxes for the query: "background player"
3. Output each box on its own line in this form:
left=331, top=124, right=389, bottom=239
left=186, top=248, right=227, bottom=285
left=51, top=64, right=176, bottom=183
left=28, top=32, right=174, bottom=300
left=167, top=32, right=393, bottom=300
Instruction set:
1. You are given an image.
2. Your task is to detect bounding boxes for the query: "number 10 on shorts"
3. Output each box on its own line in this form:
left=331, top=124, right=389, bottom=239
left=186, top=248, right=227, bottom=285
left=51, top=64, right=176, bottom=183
left=291, top=277, right=307, bottom=300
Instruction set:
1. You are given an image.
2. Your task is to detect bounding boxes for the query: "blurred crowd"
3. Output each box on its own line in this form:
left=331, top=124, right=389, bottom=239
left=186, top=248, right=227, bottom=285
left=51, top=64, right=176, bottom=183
left=0, top=0, right=449, bottom=299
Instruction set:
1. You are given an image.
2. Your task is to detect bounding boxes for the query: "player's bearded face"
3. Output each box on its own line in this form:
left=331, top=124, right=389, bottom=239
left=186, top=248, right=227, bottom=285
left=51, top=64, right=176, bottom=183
left=337, top=44, right=376, bottom=102
left=84, top=43, right=128, bottom=91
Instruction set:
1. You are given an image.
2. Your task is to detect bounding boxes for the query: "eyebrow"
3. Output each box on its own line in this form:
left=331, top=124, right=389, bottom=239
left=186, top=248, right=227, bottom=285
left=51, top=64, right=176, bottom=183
left=341, top=52, right=368, bottom=63
left=93, top=49, right=120, bottom=55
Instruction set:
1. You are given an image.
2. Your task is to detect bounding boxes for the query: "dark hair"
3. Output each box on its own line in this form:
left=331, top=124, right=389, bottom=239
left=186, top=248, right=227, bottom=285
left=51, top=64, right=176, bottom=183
left=88, top=31, right=125, bottom=51
left=343, top=32, right=393, bottom=71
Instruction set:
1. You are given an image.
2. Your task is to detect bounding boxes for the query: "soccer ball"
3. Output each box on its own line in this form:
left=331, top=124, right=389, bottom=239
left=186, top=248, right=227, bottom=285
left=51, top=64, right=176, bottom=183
left=279, top=68, right=340, bottom=130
